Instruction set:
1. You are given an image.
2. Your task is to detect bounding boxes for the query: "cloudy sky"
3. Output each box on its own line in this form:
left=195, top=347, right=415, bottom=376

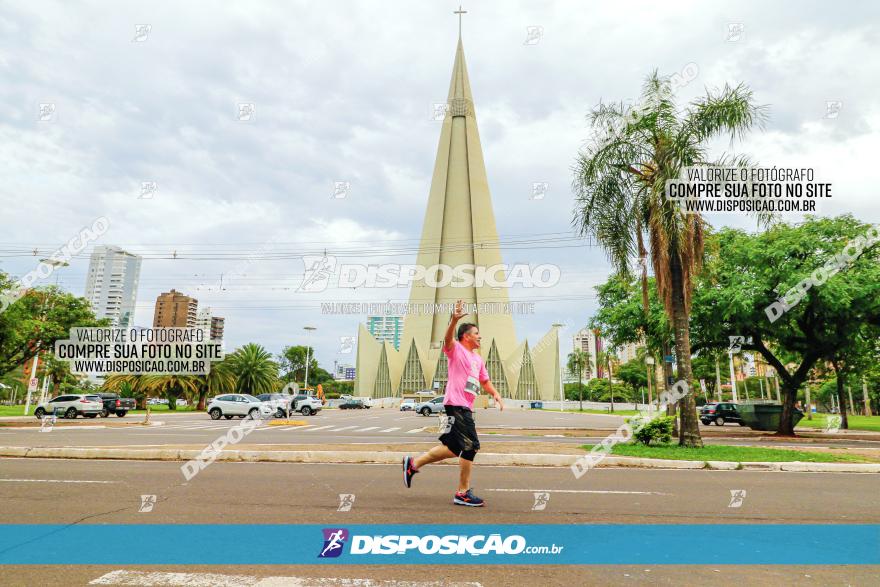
left=1, top=0, right=878, bottom=370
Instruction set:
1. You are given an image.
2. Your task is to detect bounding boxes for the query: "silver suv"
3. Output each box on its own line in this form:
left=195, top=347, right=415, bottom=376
left=291, top=394, right=323, bottom=416
left=34, top=394, right=103, bottom=419
left=415, top=397, right=445, bottom=416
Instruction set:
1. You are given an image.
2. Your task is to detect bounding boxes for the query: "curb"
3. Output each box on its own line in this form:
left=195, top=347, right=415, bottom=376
left=1, top=446, right=878, bottom=472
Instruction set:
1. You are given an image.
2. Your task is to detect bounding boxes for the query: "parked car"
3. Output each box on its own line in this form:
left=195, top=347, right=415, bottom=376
left=291, top=394, right=323, bottom=416
left=95, top=393, right=136, bottom=418
left=339, top=399, right=369, bottom=410
left=258, top=393, right=293, bottom=418
left=700, top=402, right=746, bottom=426
left=400, top=399, right=416, bottom=411
left=207, top=394, right=273, bottom=420
left=34, top=394, right=103, bottom=419
left=415, top=397, right=445, bottom=416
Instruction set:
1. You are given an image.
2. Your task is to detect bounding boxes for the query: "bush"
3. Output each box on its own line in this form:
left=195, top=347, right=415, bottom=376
left=628, top=415, right=674, bottom=446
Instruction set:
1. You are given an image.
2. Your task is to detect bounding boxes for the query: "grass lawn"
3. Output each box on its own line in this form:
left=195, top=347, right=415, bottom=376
left=0, top=405, right=29, bottom=417
left=544, top=408, right=640, bottom=416
left=795, top=413, right=880, bottom=432
left=0, top=404, right=200, bottom=417
left=600, top=443, right=871, bottom=463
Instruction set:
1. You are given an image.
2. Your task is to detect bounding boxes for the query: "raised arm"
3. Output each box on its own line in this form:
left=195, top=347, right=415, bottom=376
left=444, top=299, right=467, bottom=352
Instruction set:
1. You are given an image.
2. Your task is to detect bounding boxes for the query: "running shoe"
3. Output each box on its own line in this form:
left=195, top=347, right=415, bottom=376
left=453, top=488, right=485, bottom=507
left=403, top=456, right=419, bottom=488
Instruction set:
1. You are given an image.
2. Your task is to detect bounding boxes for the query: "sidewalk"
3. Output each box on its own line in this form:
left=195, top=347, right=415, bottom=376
left=2, top=441, right=878, bottom=473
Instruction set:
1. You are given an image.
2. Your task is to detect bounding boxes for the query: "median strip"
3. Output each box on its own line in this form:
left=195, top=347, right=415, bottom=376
left=1, top=445, right=878, bottom=472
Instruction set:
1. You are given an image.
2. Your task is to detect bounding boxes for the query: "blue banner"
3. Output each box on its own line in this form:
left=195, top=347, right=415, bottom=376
left=0, top=524, right=877, bottom=565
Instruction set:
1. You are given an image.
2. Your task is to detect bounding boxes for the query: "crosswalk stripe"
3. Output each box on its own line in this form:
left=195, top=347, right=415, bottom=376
left=330, top=426, right=358, bottom=431
left=305, top=425, right=334, bottom=431
left=379, top=427, right=401, bottom=432
left=407, top=427, right=428, bottom=433
left=356, top=427, right=379, bottom=431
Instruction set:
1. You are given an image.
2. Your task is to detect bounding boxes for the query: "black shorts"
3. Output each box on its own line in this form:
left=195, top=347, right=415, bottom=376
left=439, top=405, right=480, bottom=456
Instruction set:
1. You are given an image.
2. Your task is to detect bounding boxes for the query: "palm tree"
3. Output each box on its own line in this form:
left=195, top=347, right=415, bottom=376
left=567, top=349, right=591, bottom=410
left=195, top=358, right=236, bottom=410
left=228, top=343, right=279, bottom=396
left=596, top=347, right=618, bottom=412
left=139, top=374, right=199, bottom=411
left=573, top=72, right=767, bottom=447
left=103, top=374, right=146, bottom=408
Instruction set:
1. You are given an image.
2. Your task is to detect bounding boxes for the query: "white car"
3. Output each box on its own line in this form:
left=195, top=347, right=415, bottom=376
left=257, top=393, right=294, bottom=418
left=291, top=394, right=323, bottom=416
left=34, top=394, right=103, bottom=419
left=207, top=394, right=273, bottom=420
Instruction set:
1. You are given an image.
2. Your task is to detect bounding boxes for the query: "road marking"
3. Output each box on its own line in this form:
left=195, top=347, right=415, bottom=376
left=305, top=425, right=335, bottom=432
left=329, top=426, right=358, bottom=431
left=1, top=478, right=118, bottom=484
left=90, top=570, right=484, bottom=586
left=379, top=427, right=401, bottom=432
left=406, top=427, right=427, bottom=433
left=485, top=488, right=670, bottom=495
left=355, top=427, right=379, bottom=432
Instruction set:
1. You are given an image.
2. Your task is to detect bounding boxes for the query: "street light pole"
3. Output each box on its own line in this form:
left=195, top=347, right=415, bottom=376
left=303, top=326, right=316, bottom=391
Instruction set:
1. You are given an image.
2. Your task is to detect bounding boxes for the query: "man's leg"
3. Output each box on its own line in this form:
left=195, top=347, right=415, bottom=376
left=414, top=444, right=456, bottom=469
left=458, top=454, right=474, bottom=493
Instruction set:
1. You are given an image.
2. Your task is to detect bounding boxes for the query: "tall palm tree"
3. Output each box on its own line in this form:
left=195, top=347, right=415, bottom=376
left=574, top=72, right=767, bottom=447
left=596, top=347, right=618, bottom=412
left=567, top=349, right=591, bottom=410
left=228, top=343, right=279, bottom=396
left=195, top=358, right=236, bottom=410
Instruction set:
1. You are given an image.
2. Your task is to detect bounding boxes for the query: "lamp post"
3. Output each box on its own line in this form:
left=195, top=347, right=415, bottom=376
left=303, top=326, right=316, bottom=391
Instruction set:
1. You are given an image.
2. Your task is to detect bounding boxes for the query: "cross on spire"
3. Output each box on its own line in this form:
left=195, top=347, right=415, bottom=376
left=454, top=5, right=467, bottom=38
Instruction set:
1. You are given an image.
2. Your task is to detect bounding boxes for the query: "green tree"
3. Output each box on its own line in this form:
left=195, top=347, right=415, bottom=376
left=278, top=345, right=317, bottom=384
left=689, top=216, right=880, bottom=435
left=229, top=343, right=279, bottom=395
left=567, top=349, right=591, bottom=410
left=617, top=357, right=648, bottom=401
left=0, top=282, right=107, bottom=375
left=194, top=358, right=236, bottom=410
left=573, top=73, right=766, bottom=446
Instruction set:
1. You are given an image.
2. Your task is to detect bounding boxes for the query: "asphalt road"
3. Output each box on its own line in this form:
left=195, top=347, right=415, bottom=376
left=3, top=409, right=878, bottom=450
left=1, top=458, right=878, bottom=585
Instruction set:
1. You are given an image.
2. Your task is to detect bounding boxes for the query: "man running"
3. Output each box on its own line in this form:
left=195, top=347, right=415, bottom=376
left=402, top=300, right=504, bottom=506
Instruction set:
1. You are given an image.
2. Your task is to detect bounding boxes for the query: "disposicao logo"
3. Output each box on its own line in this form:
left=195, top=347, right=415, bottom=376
left=318, top=528, right=349, bottom=558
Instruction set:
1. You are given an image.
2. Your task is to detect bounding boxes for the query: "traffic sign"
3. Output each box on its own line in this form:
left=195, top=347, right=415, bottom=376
left=28, top=378, right=38, bottom=392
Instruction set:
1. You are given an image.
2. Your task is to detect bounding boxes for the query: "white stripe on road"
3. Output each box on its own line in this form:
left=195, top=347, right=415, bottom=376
left=1, top=478, right=118, bottom=484
left=305, top=425, right=335, bottom=432
left=485, top=488, right=670, bottom=495
left=379, top=427, right=401, bottom=432
left=90, top=570, right=484, bottom=586
left=406, top=427, right=428, bottom=433
left=330, top=426, right=358, bottom=431
left=355, top=427, right=379, bottom=432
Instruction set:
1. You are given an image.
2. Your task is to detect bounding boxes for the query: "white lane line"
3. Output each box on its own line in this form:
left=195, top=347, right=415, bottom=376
left=330, top=426, right=358, bottom=431
left=355, top=427, right=379, bottom=432
left=406, top=427, right=427, bottom=433
left=304, top=425, right=335, bottom=432
left=1, top=478, right=119, bottom=484
left=485, top=488, right=670, bottom=495
left=379, top=427, right=401, bottom=432
left=90, top=569, right=484, bottom=586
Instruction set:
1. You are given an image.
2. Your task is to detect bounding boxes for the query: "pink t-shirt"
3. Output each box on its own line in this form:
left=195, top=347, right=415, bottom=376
left=443, top=340, right=489, bottom=409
